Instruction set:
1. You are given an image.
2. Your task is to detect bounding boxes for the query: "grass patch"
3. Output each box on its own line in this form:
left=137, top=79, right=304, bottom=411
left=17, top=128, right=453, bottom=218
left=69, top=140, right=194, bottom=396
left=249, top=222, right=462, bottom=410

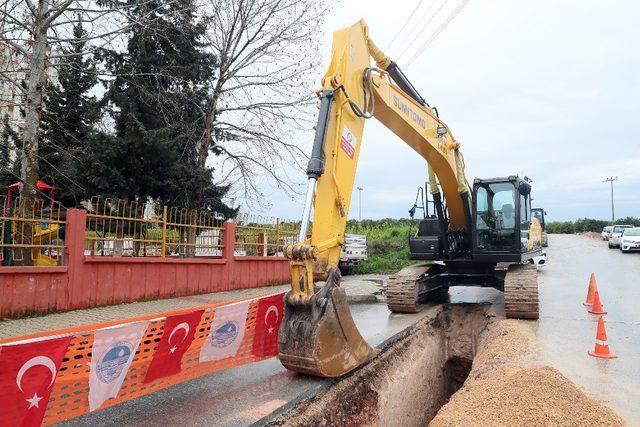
left=346, top=219, right=423, bottom=274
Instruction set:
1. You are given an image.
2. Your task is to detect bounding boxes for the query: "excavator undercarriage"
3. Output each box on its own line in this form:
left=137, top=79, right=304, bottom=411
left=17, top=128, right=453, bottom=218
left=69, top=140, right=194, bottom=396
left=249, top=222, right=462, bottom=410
left=386, top=262, right=539, bottom=319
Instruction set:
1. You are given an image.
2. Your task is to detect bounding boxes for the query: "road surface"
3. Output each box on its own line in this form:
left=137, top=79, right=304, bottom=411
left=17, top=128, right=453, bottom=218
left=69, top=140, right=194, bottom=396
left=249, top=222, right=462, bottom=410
left=534, top=234, right=640, bottom=424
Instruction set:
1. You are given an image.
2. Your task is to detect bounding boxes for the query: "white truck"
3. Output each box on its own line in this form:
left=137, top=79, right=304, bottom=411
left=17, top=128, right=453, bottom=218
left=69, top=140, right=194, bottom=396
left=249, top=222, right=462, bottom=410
left=339, top=234, right=368, bottom=273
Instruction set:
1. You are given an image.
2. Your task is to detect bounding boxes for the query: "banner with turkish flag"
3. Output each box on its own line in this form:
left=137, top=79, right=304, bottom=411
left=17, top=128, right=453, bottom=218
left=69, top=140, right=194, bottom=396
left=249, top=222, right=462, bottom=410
left=252, top=293, right=285, bottom=357
left=144, top=310, right=203, bottom=383
left=0, top=335, right=72, bottom=427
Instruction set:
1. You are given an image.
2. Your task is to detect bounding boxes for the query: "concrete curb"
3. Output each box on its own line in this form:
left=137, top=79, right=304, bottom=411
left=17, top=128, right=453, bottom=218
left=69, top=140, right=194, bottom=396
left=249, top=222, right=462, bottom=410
left=346, top=294, right=380, bottom=304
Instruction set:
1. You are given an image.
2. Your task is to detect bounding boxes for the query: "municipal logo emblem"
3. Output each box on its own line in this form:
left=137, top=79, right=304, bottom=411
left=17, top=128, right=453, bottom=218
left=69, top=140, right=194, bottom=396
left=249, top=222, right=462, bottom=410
left=211, top=321, right=238, bottom=348
left=97, top=342, right=133, bottom=383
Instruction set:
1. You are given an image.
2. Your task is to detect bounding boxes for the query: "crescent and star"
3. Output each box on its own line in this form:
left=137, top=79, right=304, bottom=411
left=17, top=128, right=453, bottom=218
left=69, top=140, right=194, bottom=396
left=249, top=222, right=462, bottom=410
left=264, top=305, right=279, bottom=334
left=16, top=355, right=57, bottom=409
left=167, top=322, right=190, bottom=353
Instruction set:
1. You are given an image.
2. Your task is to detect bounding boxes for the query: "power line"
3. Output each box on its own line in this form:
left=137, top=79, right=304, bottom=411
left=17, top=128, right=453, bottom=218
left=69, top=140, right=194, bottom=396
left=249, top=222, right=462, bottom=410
left=384, top=0, right=425, bottom=51
left=396, top=0, right=449, bottom=60
left=405, top=0, right=471, bottom=68
left=393, top=0, right=438, bottom=57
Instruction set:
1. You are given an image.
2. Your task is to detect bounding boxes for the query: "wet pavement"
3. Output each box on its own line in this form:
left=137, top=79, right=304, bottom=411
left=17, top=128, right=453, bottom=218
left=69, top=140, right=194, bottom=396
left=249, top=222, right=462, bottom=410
left=55, top=235, right=640, bottom=426
left=61, top=286, right=501, bottom=426
left=533, top=234, right=640, bottom=424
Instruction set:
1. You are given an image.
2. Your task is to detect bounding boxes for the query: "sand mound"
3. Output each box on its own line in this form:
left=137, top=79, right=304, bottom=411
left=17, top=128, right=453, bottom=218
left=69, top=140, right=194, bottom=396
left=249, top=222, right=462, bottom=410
left=430, top=320, right=624, bottom=426
left=473, top=319, right=534, bottom=368
left=578, top=231, right=602, bottom=240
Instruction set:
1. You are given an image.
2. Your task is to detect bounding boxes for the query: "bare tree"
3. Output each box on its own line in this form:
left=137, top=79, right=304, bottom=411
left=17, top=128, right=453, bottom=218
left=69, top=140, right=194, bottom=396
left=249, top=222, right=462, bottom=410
left=0, top=0, right=174, bottom=264
left=199, top=0, right=328, bottom=207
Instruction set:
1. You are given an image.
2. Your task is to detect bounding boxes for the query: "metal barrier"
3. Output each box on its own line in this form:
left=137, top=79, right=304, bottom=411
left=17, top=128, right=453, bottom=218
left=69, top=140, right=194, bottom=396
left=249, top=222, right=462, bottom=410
left=234, top=213, right=300, bottom=256
left=0, top=195, right=65, bottom=266
left=84, top=197, right=225, bottom=257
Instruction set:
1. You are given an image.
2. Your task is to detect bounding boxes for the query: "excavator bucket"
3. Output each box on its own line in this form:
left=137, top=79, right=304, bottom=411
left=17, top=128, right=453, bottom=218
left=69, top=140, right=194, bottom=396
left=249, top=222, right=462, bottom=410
left=278, top=268, right=377, bottom=377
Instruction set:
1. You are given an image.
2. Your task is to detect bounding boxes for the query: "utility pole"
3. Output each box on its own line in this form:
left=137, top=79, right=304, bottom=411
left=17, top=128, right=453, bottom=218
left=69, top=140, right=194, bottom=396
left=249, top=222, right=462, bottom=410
left=603, top=177, right=618, bottom=225
left=357, top=187, right=363, bottom=221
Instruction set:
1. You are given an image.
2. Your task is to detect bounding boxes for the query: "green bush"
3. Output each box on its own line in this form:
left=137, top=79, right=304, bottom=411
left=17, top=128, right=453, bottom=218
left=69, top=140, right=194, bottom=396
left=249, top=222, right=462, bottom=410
left=346, top=218, right=421, bottom=274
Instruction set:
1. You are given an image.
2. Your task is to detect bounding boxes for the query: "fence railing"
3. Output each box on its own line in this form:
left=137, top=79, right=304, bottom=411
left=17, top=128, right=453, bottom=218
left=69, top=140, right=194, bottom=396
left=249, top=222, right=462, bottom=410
left=0, top=195, right=66, bottom=266
left=0, top=193, right=302, bottom=262
left=234, top=212, right=300, bottom=256
left=84, top=197, right=225, bottom=257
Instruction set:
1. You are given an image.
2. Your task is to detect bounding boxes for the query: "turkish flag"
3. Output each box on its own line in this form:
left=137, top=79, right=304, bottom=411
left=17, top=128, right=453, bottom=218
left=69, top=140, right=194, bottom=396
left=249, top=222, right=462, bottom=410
left=144, top=310, right=203, bottom=383
left=252, top=293, right=285, bottom=357
left=0, top=335, right=72, bottom=427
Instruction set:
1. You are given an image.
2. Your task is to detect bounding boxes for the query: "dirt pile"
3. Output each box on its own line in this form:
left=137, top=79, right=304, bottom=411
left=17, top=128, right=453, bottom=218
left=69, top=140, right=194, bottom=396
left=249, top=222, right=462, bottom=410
left=265, top=307, right=624, bottom=427
left=578, top=231, right=602, bottom=240
left=430, top=320, right=624, bottom=426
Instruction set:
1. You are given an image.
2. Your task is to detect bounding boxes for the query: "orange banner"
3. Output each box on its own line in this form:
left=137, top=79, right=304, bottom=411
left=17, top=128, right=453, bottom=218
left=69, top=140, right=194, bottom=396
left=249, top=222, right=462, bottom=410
left=0, top=292, right=286, bottom=426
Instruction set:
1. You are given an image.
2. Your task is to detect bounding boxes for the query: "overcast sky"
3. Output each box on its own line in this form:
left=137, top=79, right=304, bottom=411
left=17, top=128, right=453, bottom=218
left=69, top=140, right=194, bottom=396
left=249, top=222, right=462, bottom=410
left=256, top=0, right=640, bottom=222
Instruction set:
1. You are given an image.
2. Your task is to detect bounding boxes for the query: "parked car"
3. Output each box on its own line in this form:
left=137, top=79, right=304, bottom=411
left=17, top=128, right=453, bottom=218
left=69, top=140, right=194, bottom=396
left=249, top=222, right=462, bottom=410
left=601, top=226, right=613, bottom=240
left=608, top=225, right=633, bottom=248
left=530, top=250, right=548, bottom=269
left=620, top=227, right=640, bottom=253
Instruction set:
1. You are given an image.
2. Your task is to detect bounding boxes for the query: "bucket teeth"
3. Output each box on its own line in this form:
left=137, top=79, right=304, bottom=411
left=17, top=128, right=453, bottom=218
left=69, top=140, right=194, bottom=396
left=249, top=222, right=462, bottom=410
left=278, top=268, right=377, bottom=377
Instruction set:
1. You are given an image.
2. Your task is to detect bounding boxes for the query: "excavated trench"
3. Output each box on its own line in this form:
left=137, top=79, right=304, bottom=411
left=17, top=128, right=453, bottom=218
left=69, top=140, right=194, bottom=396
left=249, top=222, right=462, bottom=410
left=267, top=303, right=492, bottom=427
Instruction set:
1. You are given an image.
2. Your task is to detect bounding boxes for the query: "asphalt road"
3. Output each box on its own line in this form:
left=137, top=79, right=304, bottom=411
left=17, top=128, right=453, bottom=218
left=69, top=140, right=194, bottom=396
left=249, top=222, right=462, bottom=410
left=533, top=234, right=640, bottom=424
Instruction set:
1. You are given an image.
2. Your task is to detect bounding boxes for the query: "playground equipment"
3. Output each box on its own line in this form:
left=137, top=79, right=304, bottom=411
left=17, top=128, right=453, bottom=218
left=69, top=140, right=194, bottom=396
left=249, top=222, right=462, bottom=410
left=2, top=181, right=62, bottom=266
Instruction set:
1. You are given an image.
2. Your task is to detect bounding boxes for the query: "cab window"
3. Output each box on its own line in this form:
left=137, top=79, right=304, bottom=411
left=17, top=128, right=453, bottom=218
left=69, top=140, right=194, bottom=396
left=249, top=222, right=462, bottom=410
left=475, top=182, right=517, bottom=251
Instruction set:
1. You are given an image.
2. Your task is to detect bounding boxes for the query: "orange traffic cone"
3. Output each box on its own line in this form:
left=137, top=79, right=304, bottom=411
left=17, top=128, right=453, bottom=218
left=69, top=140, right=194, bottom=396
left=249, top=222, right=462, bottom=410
left=583, top=273, right=597, bottom=306
left=588, top=316, right=617, bottom=359
left=588, top=290, right=607, bottom=315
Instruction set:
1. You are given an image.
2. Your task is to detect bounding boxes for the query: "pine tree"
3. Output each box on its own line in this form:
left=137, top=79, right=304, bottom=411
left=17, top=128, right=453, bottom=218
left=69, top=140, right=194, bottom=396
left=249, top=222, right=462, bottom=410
left=99, top=0, right=234, bottom=216
left=0, top=114, right=20, bottom=190
left=40, top=17, right=100, bottom=206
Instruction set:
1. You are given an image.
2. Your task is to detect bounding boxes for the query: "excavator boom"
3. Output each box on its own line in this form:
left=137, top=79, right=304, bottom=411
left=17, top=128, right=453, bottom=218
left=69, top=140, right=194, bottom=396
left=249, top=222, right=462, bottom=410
left=278, top=20, right=473, bottom=377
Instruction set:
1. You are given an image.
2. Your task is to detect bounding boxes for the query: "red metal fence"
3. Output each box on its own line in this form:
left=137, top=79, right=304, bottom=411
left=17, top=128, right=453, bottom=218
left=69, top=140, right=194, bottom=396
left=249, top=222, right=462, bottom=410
left=0, top=209, right=291, bottom=319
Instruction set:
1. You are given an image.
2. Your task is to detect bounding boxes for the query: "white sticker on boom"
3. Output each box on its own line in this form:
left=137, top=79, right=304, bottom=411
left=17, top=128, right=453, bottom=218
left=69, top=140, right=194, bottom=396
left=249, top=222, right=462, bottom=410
left=340, top=125, right=356, bottom=159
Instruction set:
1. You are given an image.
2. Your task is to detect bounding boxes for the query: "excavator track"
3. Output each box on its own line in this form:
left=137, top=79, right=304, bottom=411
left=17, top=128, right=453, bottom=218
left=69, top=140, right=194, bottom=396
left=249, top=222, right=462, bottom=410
left=503, top=263, right=539, bottom=319
left=386, top=264, right=439, bottom=313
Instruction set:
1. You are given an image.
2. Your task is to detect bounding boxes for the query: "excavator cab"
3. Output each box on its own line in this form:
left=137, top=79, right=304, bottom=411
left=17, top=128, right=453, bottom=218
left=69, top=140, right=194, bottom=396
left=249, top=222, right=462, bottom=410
left=409, top=176, right=540, bottom=263
left=472, top=176, right=539, bottom=262
left=531, top=207, right=549, bottom=247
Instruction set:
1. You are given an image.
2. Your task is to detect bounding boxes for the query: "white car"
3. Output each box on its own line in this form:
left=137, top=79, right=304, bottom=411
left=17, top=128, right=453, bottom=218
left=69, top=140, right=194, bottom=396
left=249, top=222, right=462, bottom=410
left=530, top=250, right=547, bottom=269
left=620, top=227, right=640, bottom=253
left=601, top=226, right=613, bottom=240
left=608, top=224, right=633, bottom=248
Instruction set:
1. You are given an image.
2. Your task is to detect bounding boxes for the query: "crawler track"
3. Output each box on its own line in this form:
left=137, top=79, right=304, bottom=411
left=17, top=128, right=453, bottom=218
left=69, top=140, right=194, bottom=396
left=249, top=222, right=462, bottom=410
left=503, top=264, right=539, bottom=319
left=386, top=264, right=432, bottom=313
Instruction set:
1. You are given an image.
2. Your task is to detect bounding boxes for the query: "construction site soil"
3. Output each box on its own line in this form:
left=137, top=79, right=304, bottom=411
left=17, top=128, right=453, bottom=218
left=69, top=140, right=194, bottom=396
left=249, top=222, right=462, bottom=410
left=267, top=303, right=624, bottom=426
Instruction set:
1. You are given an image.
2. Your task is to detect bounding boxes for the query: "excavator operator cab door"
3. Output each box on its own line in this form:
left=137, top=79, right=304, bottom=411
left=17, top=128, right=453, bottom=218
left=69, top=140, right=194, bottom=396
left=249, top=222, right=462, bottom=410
left=471, top=176, right=539, bottom=263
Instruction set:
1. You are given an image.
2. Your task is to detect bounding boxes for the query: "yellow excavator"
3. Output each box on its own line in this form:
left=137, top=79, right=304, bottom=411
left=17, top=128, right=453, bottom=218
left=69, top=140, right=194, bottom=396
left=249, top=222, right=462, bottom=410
left=279, top=21, right=542, bottom=378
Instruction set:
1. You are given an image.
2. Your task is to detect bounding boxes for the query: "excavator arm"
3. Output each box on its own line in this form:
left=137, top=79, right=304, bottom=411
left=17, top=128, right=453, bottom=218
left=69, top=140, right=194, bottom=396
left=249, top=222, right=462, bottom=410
left=278, top=20, right=472, bottom=377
